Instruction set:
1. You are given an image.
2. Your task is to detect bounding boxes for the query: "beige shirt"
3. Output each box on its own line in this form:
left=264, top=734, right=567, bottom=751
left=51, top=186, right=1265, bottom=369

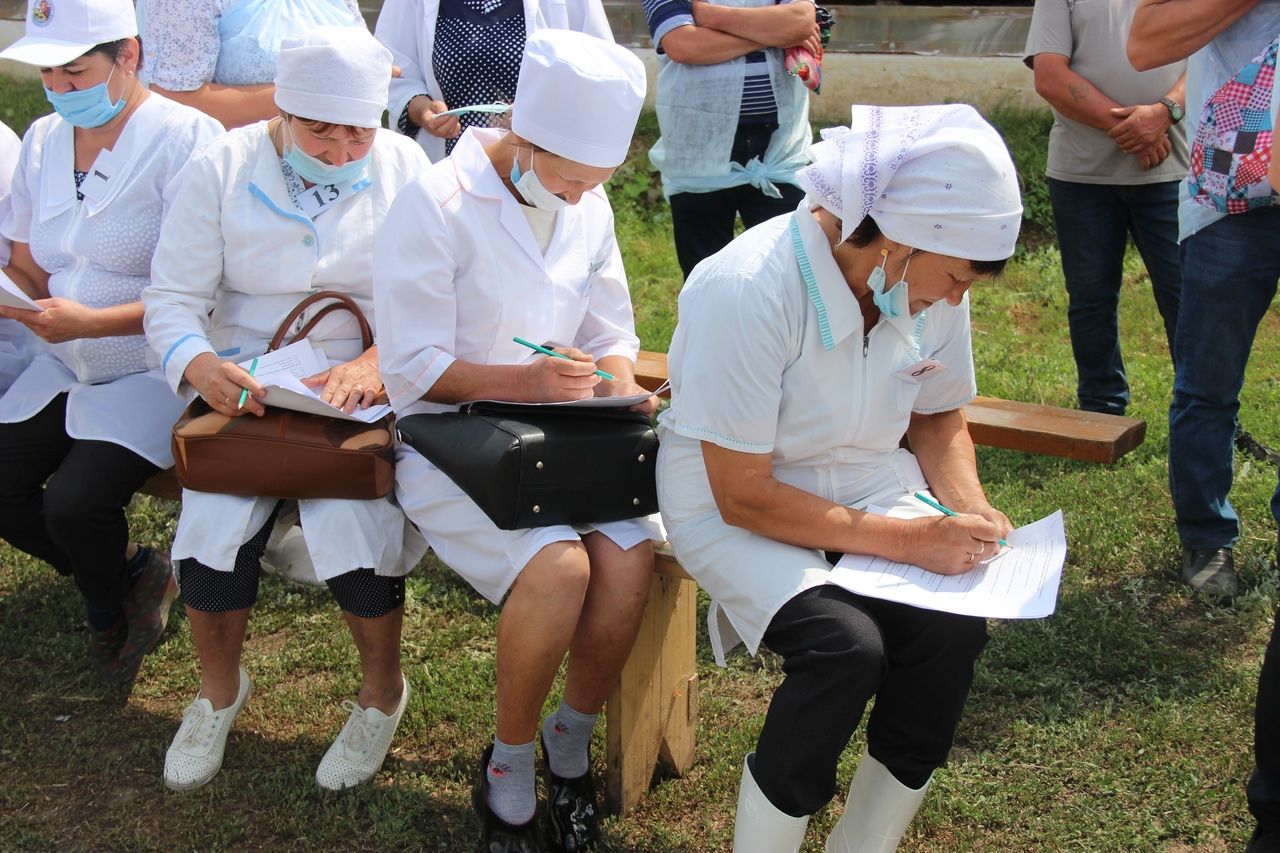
left=1024, top=0, right=1189, bottom=185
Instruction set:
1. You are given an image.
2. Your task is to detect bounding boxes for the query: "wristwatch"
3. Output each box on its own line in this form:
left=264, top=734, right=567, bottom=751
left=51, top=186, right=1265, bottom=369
left=1160, top=97, right=1185, bottom=124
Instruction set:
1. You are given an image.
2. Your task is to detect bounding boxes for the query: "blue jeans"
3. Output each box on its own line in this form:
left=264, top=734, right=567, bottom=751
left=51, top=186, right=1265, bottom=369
left=1169, top=206, right=1280, bottom=549
left=1048, top=178, right=1182, bottom=415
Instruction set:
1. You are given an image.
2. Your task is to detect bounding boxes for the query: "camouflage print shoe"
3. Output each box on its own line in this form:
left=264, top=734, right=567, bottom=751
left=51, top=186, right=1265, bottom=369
left=541, top=735, right=601, bottom=853
left=117, top=548, right=179, bottom=684
left=88, top=618, right=128, bottom=683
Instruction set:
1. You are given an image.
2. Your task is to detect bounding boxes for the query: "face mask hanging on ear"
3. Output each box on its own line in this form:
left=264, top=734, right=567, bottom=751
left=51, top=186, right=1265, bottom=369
left=45, top=65, right=127, bottom=129
left=867, top=248, right=911, bottom=319
left=510, top=149, right=569, bottom=212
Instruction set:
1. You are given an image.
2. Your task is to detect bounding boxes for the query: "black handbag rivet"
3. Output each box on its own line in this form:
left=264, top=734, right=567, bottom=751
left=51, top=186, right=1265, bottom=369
left=536, top=461, right=544, bottom=469
left=632, top=498, right=640, bottom=506
left=533, top=505, right=541, bottom=513
left=637, top=454, right=645, bottom=462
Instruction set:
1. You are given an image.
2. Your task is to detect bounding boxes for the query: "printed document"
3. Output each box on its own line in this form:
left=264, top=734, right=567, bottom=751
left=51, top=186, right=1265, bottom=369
left=240, top=341, right=391, bottom=424
left=828, top=508, right=1066, bottom=619
left=0, top=270, right=43, bottom=311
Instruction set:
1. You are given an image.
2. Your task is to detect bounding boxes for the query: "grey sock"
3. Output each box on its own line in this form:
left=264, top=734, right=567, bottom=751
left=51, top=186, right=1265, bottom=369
left=486, top=737, right=536, bottom=826
left=541, top=700, right=598, bottom=778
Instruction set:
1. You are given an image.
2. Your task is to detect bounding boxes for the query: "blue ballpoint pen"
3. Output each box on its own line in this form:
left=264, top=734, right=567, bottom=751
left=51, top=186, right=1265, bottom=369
left=513, top=336, right=615, bottom=380
left=913, top=492, right=1011, bottom=548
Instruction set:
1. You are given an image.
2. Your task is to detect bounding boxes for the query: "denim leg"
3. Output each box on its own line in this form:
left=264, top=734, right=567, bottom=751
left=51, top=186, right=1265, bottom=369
left=1123, top=180, right=1183, bottom=357
left=1048, top=178, right=1131, bottom=414
left=1169, top=208, right=1280, bottom=549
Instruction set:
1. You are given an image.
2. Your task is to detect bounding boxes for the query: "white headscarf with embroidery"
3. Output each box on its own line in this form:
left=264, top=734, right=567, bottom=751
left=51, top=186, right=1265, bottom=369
left=795, top=104, right=1023, bottom=261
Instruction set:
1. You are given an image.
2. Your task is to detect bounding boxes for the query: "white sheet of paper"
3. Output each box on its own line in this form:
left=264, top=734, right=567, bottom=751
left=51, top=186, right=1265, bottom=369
left=239, top=341, right=389, bottom=423
left=827, top=508, right=1067, bottom=619
left=0, top=269, right=43, bottom=311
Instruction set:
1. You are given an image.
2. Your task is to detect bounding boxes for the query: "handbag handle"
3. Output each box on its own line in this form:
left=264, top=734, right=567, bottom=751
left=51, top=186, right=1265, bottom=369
left=269, top=290, right=374, bottom=352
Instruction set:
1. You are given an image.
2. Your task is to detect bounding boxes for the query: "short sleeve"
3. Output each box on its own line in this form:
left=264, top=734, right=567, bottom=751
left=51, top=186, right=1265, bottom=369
left=0, top=126, right=34, bottom=246
left=643, top=0, right=694, bottom=48
left=665, top=271, right=792, bottom=453
left=1023, top=0, right=1072, bottom=69
left=143, top=0, right=223, bottom=91
left=912, top=297, right=977, bottom=415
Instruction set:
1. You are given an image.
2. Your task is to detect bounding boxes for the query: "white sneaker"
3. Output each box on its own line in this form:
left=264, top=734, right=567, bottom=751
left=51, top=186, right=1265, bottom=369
left=164, top=667, right=252, bottom=791
left=315, top=675, right=410, bottom=791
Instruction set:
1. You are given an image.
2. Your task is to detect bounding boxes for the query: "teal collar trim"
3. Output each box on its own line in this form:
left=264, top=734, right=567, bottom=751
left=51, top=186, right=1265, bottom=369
left=789, top=213, right=834, bottom=350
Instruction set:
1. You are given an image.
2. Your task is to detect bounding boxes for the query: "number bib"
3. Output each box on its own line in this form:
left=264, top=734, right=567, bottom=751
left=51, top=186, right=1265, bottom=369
left=296, top=178, right=364, bottom=219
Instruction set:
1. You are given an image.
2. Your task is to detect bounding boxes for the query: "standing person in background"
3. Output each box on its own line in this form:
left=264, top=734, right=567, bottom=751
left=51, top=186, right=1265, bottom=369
left=0, top=0, right=222, bottom=685
left=1025, top=0, right=1187, bottom=417
left=139, top=0, right=364, bottom=129
left=645, top=0, right=820, bottom=279
left=1129, top=0, right=1280, bottom=602
left=0, top=120, right=41, bottom=394
left=374, top=0, right=613, bottom=162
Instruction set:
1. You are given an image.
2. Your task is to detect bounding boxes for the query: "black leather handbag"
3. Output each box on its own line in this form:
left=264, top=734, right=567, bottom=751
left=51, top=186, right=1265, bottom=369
left=396, top=402, right=659, bottom=530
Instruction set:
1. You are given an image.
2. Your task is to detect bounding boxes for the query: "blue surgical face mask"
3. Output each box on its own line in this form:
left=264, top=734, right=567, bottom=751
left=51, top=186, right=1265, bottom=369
left=282, top=120, right=371, bottom=185
left=510, top=150, right=569, bottom=212
left=867, top=250, right=911, bottom=319
left=44, top=65, right=126, bottom=129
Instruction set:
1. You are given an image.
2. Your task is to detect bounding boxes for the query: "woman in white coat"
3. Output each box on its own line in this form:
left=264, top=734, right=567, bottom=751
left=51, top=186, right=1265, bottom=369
left=144, top=27, right=429, bottom=793
left=139, top=0, right=365, bottom=129
left=656, top=105, right=1023, bottom=852
left=0, top=119, right=41, bottom=393
left=375, top=30, right=656, bottom=853
left=374, top=0, right=612, bottom=160
left=0, top=0, right=222, bottom=686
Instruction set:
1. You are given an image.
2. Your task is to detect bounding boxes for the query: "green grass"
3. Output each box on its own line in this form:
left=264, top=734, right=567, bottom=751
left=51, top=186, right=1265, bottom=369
left=2, top=81, right=1278, bottom=851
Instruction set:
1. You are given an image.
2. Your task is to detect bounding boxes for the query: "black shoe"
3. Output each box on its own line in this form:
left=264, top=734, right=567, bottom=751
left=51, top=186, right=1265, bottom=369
left=472, top=744, right=542, bottom=853
left=540, top=735, right=601, bottom=853
left=1247, top=824, right=1280, bottom=853
left=1181, top=547, right=1238, bottom=601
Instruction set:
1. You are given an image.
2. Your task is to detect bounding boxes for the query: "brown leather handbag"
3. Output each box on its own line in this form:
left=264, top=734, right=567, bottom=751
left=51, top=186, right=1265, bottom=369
left=171, top=291, right=395, bottom=501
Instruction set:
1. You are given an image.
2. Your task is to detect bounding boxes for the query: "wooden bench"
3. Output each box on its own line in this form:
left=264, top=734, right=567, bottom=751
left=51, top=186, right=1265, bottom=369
left=139, top=349, right=1146, bottom=815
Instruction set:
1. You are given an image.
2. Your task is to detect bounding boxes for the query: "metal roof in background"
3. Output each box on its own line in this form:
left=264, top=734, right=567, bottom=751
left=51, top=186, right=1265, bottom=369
left=0, top=2, right=1033, bottom=59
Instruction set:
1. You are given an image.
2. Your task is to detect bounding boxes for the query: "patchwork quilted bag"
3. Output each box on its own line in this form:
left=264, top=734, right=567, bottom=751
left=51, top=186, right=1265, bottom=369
left=1188, top=36, right=1280, bottom=214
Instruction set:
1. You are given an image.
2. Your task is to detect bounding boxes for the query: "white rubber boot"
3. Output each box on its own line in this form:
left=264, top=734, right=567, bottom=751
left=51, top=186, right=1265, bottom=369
left=732, top=753, right=810, bottom=853
left=825, top=751, right=931, bottom=853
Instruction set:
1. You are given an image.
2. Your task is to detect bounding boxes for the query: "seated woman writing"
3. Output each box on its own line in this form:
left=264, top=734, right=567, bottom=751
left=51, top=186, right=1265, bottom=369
left=0, top=0, right=222, bottom=686
left=655, top=104, right=1023, bottom=852
left=143, top=26, right=429, bottom=793
left=374, top=30, right=659, bottom=853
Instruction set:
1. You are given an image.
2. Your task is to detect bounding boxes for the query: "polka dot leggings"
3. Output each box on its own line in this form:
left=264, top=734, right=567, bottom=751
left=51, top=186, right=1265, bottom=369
left=178, top=502, right=405, bottom=618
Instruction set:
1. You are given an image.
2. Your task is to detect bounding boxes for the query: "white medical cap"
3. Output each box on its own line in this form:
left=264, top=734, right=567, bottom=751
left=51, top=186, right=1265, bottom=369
left=510, top=30, right=647, bottom=168
left=796, top=104, right=1023, bottom=261
left=274, top=25, right=393, bottom=129
left=0, top=0, right=137, bottom=68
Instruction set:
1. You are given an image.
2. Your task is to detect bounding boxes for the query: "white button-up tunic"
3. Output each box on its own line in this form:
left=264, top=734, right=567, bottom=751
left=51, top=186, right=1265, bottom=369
left=144, top=124, right=431, bottom=579
left=0, top=96, right=223, bottom=466
left=0, top=119, right=40, bottom=393
left=375, top=128, right=663, bottom=603
left=656, top=206, right=978, bottom=664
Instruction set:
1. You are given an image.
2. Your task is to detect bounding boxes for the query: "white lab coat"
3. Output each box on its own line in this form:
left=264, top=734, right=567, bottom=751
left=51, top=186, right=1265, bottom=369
left=656, top=207, right=980, bottom=665
left=144, top=122, right=431, bottom=579
left=0, top=119, right=41, bottom=393
left=375, top=0, right=613, bottom=162
left=0, top=96, right=223, bottom=466
left=375, top=127, right=663, bottom=603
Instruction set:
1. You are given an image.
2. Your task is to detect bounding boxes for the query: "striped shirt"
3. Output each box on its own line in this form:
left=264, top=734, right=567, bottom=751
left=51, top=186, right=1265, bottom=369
left=644, top=0, right=791, bottom=126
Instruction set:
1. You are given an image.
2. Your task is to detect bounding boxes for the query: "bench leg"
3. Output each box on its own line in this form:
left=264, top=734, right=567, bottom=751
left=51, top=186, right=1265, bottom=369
left=605, top=571, right=698, bottom=814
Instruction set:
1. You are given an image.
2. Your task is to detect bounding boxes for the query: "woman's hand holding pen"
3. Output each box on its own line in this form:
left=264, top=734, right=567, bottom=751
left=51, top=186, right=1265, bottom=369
left=902, top=513, right=1004, bottom=576
left=523, top=346, right=600, bottom=402
left=185, top=352, right=266, bottom=418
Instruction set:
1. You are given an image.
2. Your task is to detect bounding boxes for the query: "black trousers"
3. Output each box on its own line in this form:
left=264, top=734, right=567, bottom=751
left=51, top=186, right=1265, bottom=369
left=1249, top=611, right=1280, bottom=839
left=178, top=501, right=406, bottom=619
left=668, top=122, right=807, bottom=279
left=0, top=394, right=159, bottom=611
left=753, top=584, right=989, bottom=817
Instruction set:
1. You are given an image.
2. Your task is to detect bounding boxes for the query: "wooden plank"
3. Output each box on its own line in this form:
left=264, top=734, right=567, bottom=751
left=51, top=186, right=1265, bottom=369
left=655, top=575, right=697, bottom=778
left=963, top=396, right=1147, bottom=464
left=633, top=349, right=1146, bottom=463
